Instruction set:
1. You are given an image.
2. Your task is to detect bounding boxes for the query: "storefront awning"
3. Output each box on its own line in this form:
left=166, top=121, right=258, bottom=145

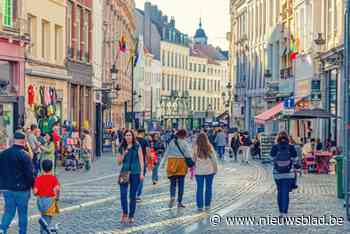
left=286, top=109, right=340, bottom=119
left=255, top=102, right=284, bottom=124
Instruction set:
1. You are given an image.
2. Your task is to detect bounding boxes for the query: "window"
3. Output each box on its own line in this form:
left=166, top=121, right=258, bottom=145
left=76, top=7, right=82, bottom=60
left=2, top=0, right=13, bottom=27
left=162, top=74, right=165, bottom=90
left=167, top=51, right=170, bottom=66
left=41, top=20, right=50, bottom=59
left=194, top=64, right=197, bottom=72
left=198, top=97, right=201, bottom=111
left=167, top=75, right=170, bottom=90
left=55, top=25, right=63, bottom=62
left=175, top=53, right=178, bottom=68
left=83, top=11, right=89, bottom=62
left=193, top=96, right=196, bottom=110
left=67, top=1, right=73, bottom=55
left=202, top=79, right=205, bottom=90
left=189, top=78, right=192, bottom=89
left=162, top=51, right=166, bottom=66
left=27, top=14, right=37, bottom=57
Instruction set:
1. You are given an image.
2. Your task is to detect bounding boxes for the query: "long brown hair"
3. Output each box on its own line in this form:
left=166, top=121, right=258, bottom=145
left=196, top=133, right=213, bottom=159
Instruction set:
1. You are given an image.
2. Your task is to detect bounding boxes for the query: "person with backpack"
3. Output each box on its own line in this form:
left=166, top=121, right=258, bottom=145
left=162, top=129, right=193, bottom=208
left=270, top=131, right=300, bottom=218
left=193, top=133, right=218, bottom=211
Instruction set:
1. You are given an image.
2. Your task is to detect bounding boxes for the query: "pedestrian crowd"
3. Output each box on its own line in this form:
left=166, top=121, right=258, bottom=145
left=0, top=123, right=342, bottom=232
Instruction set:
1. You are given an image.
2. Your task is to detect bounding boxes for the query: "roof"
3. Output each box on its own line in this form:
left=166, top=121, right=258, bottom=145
left=190, top=44, right=228, bottom=64
left=194, top=28, right=207, bottom=39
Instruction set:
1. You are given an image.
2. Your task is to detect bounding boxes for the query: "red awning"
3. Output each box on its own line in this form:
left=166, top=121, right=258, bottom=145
left=255, top=102, right=284, bottom=124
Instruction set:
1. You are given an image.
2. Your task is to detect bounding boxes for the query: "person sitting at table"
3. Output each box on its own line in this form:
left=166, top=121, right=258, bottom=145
left=302, top=139, right=317, bottom=172
left=316, top=139, right=323, bottom=151
left=302, top=138, right=315, bottom=158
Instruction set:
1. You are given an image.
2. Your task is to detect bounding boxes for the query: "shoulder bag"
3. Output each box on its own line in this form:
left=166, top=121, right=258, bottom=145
left=174, top=139, right=195, bottom=168
left=118, top=147, right=132, bottom=185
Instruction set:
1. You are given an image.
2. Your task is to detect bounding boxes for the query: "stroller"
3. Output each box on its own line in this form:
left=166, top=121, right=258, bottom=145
left=64, top=145, right=84, bottom=171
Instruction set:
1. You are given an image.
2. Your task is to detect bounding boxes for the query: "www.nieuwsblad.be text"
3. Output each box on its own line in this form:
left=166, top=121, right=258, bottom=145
left=209, top=214, right=345, bottom=226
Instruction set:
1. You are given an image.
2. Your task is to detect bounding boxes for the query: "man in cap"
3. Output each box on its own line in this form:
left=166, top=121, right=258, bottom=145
left=0, top=131, right=35, bottom=234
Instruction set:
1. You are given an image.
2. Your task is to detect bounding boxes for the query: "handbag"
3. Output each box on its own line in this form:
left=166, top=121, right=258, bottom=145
left=174, top=139, right=195, bottom=168
left=118, top=147, right=132, bottom=185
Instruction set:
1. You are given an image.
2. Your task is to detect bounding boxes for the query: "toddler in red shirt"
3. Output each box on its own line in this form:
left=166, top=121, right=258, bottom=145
left=34, top=159, right=60, bottom=234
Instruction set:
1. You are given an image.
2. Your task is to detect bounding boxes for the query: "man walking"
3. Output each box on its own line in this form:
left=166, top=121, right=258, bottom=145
left=0, top=131, right=35, bottom=234
left=136, top=129, right=150, bottom=202
left=27, top=124, right=41, bottom=176
left=214, top=128, right=227, bottom=160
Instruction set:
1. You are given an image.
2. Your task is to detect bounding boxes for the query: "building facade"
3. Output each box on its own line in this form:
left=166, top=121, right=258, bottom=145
left=24, top=0, right=70, bottom=134
left=0, top=0, right=29, bottom=150
left=102, top=0, right=136, bottom=129
left=66, top=0, right=94, bottom=132
left=230, top=0, right=346, bottom=143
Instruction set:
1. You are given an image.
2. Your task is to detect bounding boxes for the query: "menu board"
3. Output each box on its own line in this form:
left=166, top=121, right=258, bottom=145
left=260, top=133, right=276, bottom=163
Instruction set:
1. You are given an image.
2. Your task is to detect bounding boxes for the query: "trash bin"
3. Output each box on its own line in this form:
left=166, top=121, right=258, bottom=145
left=335, top=155, right=344, bottom=199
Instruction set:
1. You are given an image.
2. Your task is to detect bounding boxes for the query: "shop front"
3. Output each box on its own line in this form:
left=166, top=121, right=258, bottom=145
left=24, top=72, right=70, bottom=132
left=0, top=39, right=26, bottom=151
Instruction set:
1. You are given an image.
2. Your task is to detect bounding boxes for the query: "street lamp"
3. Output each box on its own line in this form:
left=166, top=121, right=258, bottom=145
left=111, top=64, right=118, bottom=81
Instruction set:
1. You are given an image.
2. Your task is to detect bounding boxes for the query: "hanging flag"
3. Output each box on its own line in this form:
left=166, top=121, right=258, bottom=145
left=290, top=34, right=298, bottom=61
left=119, top=34, right=127, bottom=53
left=134, top=37, right=145, bottom=67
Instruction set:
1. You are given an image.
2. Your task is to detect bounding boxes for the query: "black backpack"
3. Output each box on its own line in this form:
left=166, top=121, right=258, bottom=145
left=274, top=145, right=292, bottom=173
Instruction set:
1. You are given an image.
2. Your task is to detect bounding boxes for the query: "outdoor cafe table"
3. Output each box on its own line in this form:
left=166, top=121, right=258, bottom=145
left=314, top=151, right=333, bottom=174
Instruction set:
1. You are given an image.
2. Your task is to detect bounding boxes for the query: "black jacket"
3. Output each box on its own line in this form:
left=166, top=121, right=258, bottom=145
left=0, top=145, right=35, bottom=191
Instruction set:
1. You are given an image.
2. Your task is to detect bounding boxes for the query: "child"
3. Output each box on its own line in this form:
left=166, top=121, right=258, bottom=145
left=34, top=160, right=60, bottom=234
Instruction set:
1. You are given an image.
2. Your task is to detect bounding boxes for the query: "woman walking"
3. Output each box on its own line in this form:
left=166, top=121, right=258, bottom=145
left=163, top=129, right=193, bottom=208
left=194, top=133, right=218, bottom=211
left=40, top=133, right=55, bottom=174
left=150, top=134, right=165, bottom=185
left=116, top=130, right=144, bottom=224
left=270, top=131, right=300, bottom=217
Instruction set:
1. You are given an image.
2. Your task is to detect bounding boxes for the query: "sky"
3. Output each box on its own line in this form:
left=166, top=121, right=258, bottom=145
left=134, top=0, right=230, bottom=50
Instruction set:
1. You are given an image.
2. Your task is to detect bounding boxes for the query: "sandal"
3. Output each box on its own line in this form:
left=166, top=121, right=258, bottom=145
left=120, top=213, right=128, bottom=224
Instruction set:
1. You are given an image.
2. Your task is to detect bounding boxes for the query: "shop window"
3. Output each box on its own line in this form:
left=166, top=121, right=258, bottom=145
left=0, top=61, right=11, bottom=93
left=0, top=104, right=14, bottom=151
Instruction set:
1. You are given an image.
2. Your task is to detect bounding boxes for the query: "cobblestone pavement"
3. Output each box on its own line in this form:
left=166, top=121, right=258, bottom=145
left=3, top=154, right=350, bottom=234
left=191, top=168, right=350, bottom=234
left=5, top=155, right=269, bottom=234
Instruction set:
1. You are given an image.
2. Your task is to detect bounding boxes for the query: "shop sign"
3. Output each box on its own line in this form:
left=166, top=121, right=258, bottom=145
left=311, top=80, right=321, bottom=101
left=295, top=80, right=310, bottom=98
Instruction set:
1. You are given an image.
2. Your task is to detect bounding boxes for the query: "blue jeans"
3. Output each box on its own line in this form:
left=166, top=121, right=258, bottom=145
left=195, top=174, right=215, bottom=209
left=120, top=174, right=140, bottom=218
left=0, top=190, right=31, bottom=234
left=216, top=146, right=225, bottom=159
left=152, top=162, right=160, bottom=182
left=136, top=168, right=146, bottom=198
left=275, top=179, right=293, bottom=214
left=169, top=176, right=185, bottom=203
